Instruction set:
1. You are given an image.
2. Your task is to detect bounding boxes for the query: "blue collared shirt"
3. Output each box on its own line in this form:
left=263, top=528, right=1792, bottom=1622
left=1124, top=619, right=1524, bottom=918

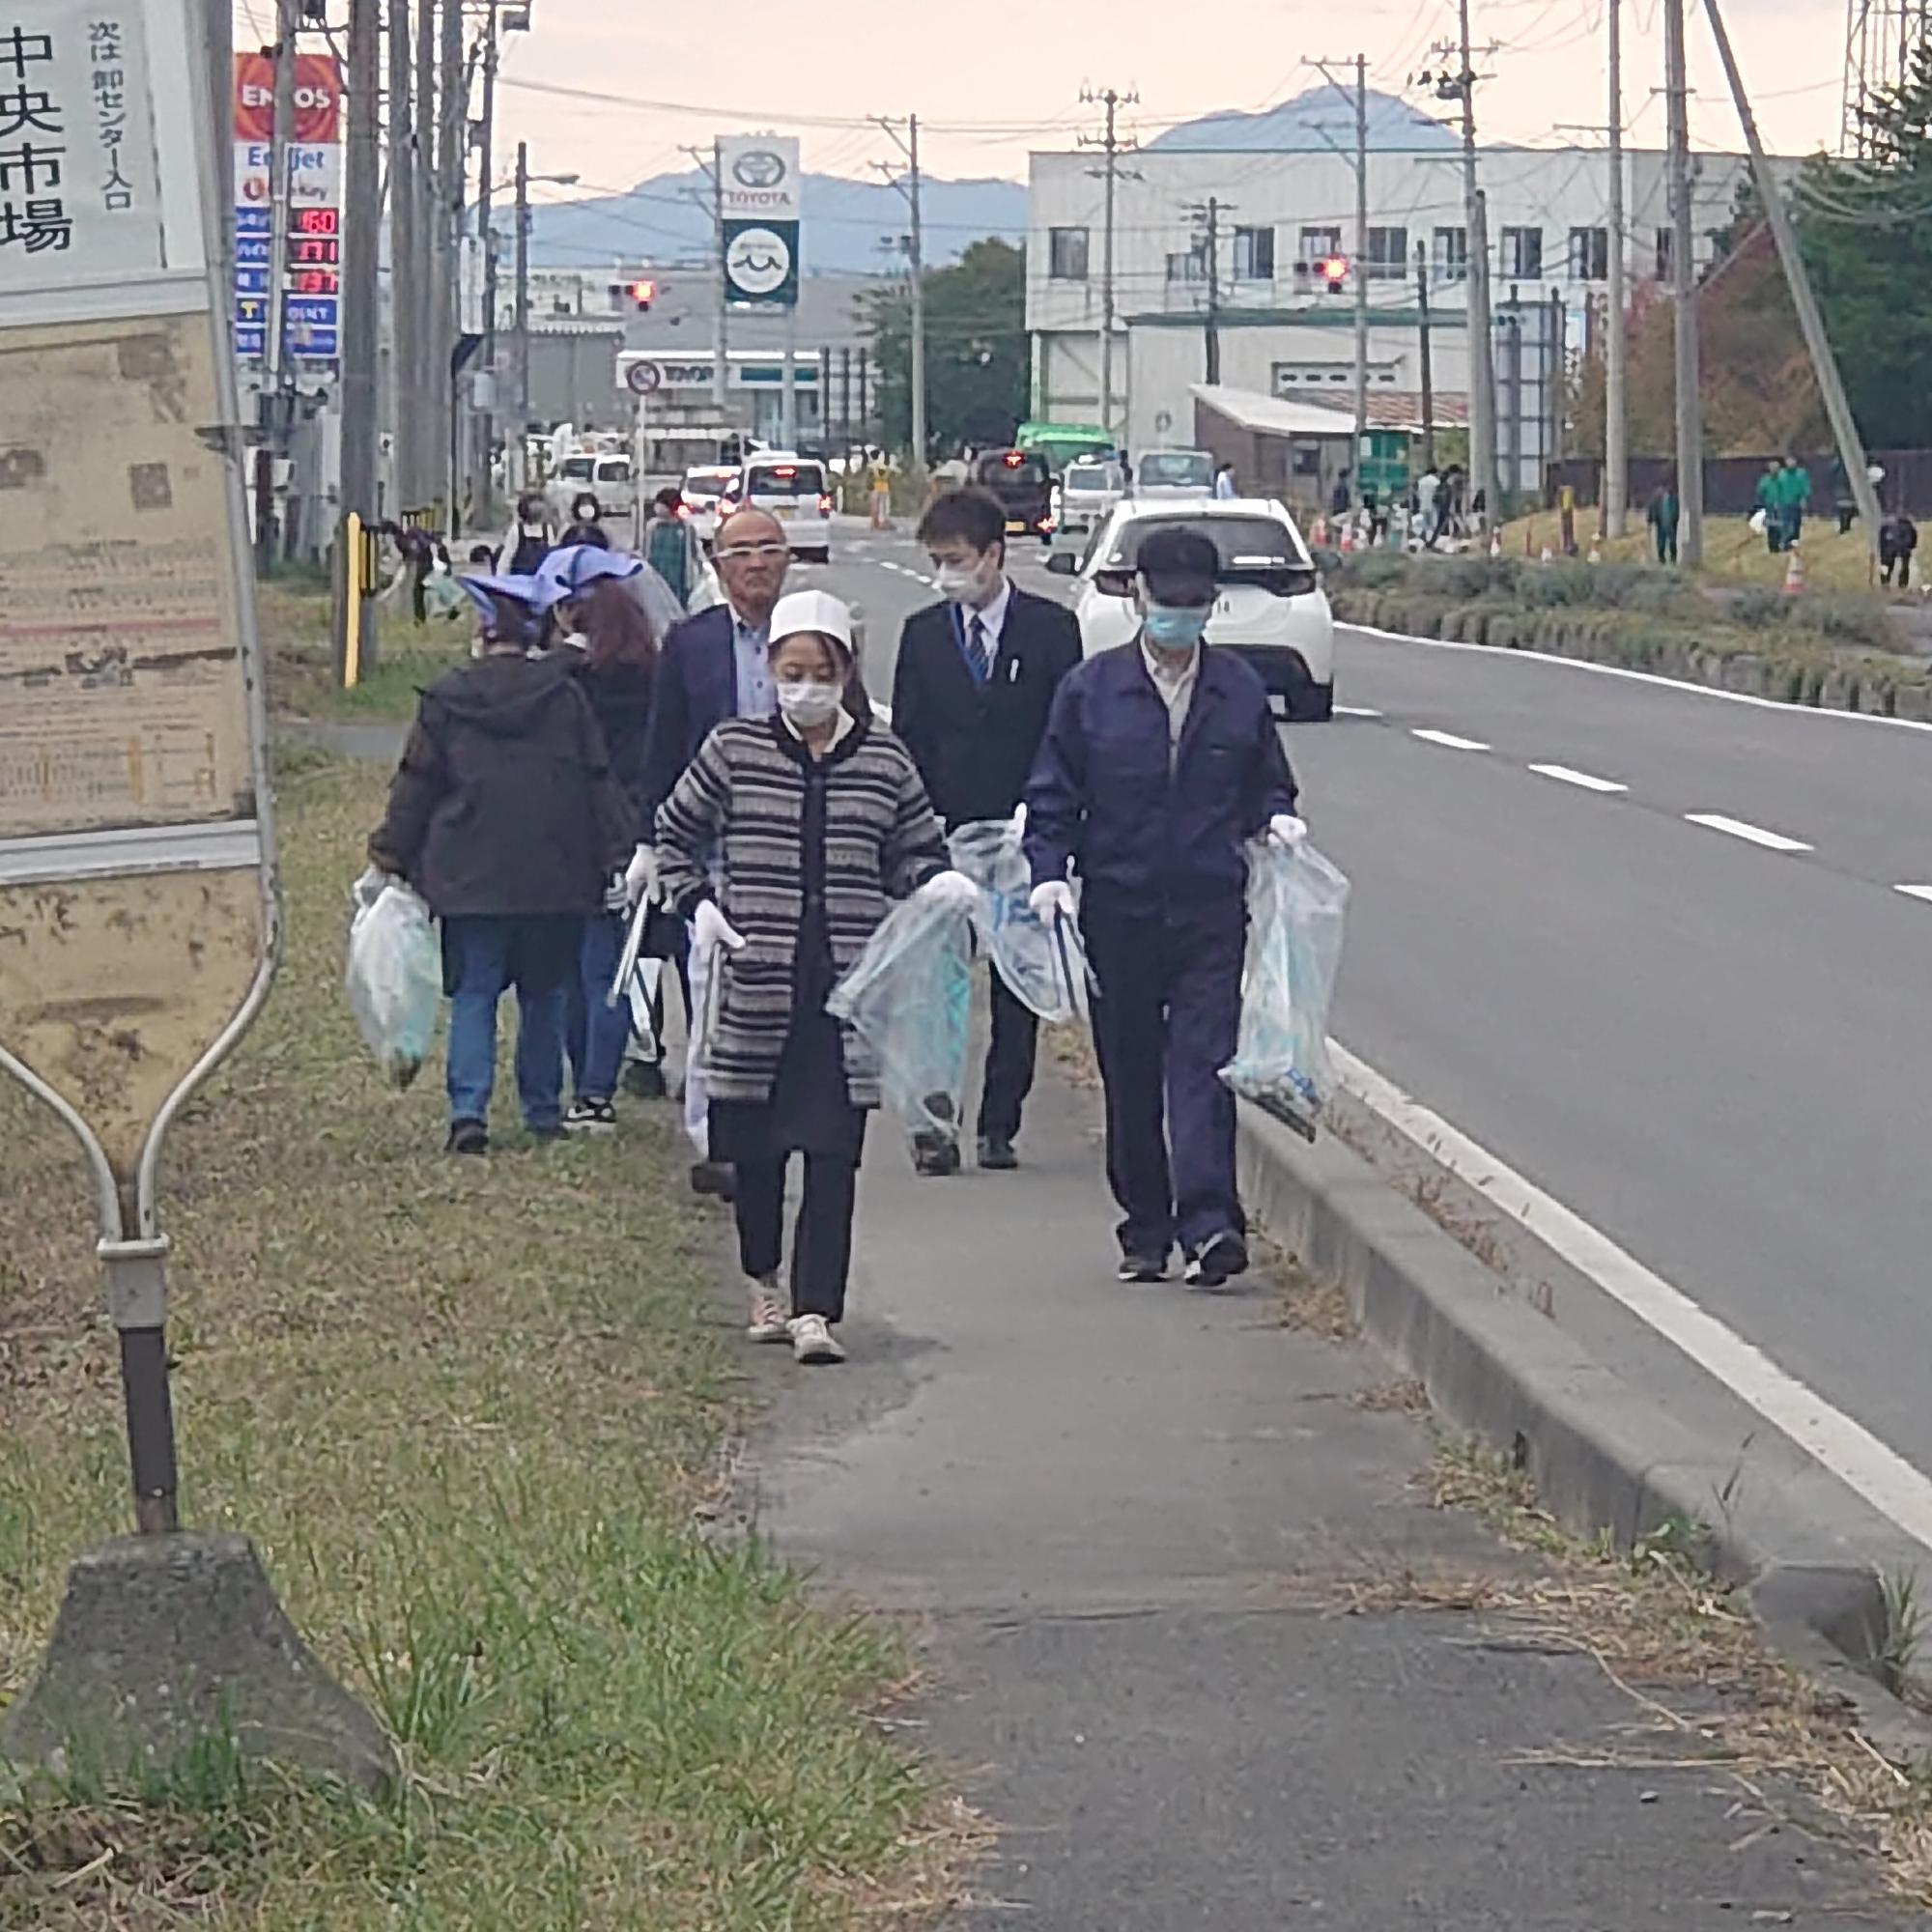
left=732, top=611, right=776, bottom=720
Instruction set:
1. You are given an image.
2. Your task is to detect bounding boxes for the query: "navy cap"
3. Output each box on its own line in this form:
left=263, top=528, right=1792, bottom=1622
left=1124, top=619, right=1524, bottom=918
left=1137, top=527, right=1218, bottom=606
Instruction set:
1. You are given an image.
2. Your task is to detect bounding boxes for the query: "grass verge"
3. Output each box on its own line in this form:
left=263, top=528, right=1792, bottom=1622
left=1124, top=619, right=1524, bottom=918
left=0, top=754, right=957, bottom=1930
left=260, top=577, right=468, bottom=724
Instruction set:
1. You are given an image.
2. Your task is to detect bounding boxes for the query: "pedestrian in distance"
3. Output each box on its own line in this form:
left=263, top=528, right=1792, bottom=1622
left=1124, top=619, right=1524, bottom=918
left=1328, top=469, right=1351, bottom=522
left=1754, top=461, right=1783, bottom=553
left=1025, top=527, right=1303, bottom=1290
left=1880, top=505, right=1918, bottom=589
left=1414, top=463, right=1442, bottom=548
left=1647, top=478, right=1680, bottom=566
left=1778, top=457, right=1812, bottom=551
left=641, top=485, right=705, bottom=609
left=654, top=588, right=972, bottom=1365
left=499, top=492, right=557, bottom=577
left=892, top=486, right=1084, bottom=1174
left=369, top=575, right=638, bottom=1155
left=636, top=506, right=797, bottom=1200
left=549, top=575, right=677, bottom=1129
left=1213, top=460, right=1239, bottom=500
left=1831, top=458, right=1858, bottom=538
left=560, top=492, right=610, bottom=550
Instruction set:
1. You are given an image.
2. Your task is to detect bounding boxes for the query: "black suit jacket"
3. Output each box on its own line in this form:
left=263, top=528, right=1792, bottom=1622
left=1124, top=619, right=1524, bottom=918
left=638, top=606, right=740, bottom=828
left=891, top=584, right=1083, bottom=829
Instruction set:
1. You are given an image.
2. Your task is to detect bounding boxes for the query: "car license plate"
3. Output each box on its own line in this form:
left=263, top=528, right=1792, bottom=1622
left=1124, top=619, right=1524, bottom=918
left=1005, top=520, right=1026, bottom=534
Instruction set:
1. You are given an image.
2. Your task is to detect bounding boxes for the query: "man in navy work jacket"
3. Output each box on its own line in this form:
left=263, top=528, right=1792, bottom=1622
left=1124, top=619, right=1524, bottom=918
left=1024, top=526, right=1304, bottom=1288
left=892, top=487, right=1084, bottom=1175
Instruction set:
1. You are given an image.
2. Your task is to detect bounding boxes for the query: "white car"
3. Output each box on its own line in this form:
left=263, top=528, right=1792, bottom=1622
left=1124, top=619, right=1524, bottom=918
left=547, top=450, right=637, bottom=526
left=679, top=465, right=739, bottom=551
left=1131, top=448, right=1217, bottom=501
left=1045, top=499, right=1335, bottom=721
left=1056, top=455, right=1126, bottom=536
left=724, top=451, right=832, bottom=564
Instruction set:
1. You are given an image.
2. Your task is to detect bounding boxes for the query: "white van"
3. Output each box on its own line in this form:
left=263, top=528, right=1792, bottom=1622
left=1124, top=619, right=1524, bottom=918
left=725, top=452, right=832, bottom=563
left=548, top=450, right=637, bottom=526
left=1132, top=448, right=1217, bottom=502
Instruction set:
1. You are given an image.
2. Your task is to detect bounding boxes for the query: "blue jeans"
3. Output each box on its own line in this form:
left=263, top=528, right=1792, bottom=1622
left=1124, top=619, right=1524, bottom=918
left=441, top=914, right=579, bottom=1131
left=566, top=912, right=634, bottom=1102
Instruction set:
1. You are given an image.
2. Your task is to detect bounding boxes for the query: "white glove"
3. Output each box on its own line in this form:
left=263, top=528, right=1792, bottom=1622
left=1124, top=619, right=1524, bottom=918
left=1030, top=879, right=1077, bottom=925
left=604, top=873, right=630, bottom=915
left=623, top=844, right=658, bottom=907
left=1267, top=813, right=1309, bottom=850
left=1011, top=801, right=1028, bottom=836
left=916, top=868, right=980, bottom=913
left=693, top=899, right=747, bottom=956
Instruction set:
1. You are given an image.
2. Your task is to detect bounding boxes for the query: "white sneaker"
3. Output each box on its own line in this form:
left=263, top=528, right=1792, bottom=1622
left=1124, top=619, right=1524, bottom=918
left=747, top=1282, right=790, bottom=1343
left=788, top=1313, right=846, bottom=1365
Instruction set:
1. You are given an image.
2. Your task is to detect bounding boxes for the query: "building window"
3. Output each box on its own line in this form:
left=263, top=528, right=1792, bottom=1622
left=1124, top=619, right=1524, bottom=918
left=1655, top=226, right=1674, bottom=278
left=1165, top=247, right=1207, bottom=285
left=1433, top=224, right=1467, bottom=282
left=1296, top=224, right=1344, bottom=270
left=1367, top=225, right=1409, bottom=280
left=1048, top=226, right=1090, bottom=281
left=1568, top=226, right=1608, bottom=281
left=1500, top=225, right=1543, bottom=279
left=1232, top=224, right=1276, bottom=281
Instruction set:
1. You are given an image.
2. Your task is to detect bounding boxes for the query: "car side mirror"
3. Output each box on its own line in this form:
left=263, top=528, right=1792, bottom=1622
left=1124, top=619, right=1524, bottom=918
left=1093, top=568, right=1135, bottom=598
left=1044, top=552, right=1078, bottom=577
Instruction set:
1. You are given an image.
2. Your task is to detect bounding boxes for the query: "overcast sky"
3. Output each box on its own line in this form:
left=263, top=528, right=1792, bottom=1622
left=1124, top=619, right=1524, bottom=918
left=249, top=0, right=1862, bottom=205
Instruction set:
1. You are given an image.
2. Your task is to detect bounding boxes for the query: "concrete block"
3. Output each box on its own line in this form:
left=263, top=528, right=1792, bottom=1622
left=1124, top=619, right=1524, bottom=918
left=0, top=1532, right=394, bottom=1796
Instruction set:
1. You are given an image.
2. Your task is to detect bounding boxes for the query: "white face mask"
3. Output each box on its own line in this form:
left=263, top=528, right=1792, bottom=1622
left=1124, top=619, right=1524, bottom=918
left=935, top=557, right=997, bottom=606
left=776, top=679, right=843, bottom=727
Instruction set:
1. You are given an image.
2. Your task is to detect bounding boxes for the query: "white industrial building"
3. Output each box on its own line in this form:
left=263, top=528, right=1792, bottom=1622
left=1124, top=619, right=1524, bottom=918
left=1025, top=88, right=1794, bottom=495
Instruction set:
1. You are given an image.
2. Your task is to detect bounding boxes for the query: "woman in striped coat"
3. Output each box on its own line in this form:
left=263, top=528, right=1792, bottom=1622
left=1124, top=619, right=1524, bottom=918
left=654, top=589, right=979, bottom=1364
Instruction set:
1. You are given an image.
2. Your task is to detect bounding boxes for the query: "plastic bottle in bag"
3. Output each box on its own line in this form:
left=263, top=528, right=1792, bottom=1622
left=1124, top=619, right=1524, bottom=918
left=345, top=867, right=443, bottom=1089
left=1220, top=838, right=1350, bottom=1139
left=947, top=815, right=1091, bottom=1025
left=826, top=893, right=975, bottom=1141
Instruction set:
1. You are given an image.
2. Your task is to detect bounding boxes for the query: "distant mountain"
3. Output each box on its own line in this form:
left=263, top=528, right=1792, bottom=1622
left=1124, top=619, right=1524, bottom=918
left=1148, top=85, right=1460, bottom=154
left=529, top=171, right=1028, bottom=275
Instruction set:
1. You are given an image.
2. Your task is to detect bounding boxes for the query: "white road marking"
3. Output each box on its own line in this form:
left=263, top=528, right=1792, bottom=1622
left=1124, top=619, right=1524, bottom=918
left=1345, top=618, right=1932, bottom=737
left=1528, top=762, right=1629, bottom=795
left=1894, top=885, right=1932, bottom=904
left=1411, top=727, right=1491, bottom=753
left=1684, top=812, right=1812, bottom=854
left=1335, top=704, right=1384, bottom=719
left=1333, top=1042, right=1932, bottom=1558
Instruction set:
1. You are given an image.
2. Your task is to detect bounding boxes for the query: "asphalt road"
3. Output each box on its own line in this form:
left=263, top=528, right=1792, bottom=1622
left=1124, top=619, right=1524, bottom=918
left=815, top=520, right=1932, bottom=1517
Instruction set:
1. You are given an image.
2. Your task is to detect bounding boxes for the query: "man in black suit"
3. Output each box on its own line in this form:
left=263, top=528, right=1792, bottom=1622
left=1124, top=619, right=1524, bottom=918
left=892, top=487, right=1084, bottom=1175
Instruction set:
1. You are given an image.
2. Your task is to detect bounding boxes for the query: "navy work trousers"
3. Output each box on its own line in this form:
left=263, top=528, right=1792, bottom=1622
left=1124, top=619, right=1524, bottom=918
left=1082, top=900, right=1246, bottom=1260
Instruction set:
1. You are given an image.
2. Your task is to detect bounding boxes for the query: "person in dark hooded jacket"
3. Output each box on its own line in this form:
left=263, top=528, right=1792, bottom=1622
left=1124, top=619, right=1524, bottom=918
left=370, top=576, right=638, bottom=1153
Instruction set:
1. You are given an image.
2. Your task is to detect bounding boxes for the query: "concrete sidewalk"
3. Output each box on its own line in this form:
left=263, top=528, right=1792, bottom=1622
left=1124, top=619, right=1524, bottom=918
left=747, top=1070, right=1916, bottom=1929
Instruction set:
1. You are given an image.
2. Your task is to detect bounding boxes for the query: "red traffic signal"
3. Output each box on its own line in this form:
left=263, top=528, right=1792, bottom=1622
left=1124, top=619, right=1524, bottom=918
left=628, top=279, right=656, bottom=312
left=1317, top=255, right=1349, bottom=294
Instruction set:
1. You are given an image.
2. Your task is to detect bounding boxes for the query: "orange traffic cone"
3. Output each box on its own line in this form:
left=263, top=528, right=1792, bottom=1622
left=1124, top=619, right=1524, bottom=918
left=1311, top=514, right=1329, bottom=546
left=1782, top=543, right=1806, bottom=596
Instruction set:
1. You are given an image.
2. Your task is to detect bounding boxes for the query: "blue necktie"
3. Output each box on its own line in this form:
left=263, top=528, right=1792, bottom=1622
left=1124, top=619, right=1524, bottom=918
left=969, top=613, right=992, bottom=684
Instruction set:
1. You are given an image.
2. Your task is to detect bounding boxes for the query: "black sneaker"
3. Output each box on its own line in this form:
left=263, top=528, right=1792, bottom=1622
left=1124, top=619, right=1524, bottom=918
left=445, top=1119, right=489, bottom=1156
left=913, top=1133, right=961, bottom=1178
left=1116, top=1247, right=1171, bottom=1283
left=977, top=1135, right=1018, bottom=1172
left=563, top=1097, right=617, bottom=1134
left=1184, top=1231, right=1251, bottom=1289
left=690, top=1160, right=737, bottom=1202
left=526, top=1122, right=566, bottom=1144
left=620, top=1061, right=667, bottom=1099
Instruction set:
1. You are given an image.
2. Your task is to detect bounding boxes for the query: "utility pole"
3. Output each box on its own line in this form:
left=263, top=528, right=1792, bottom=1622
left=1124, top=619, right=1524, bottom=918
left=876, top=116, right=927, bottom=475
left=1416, top=242, right=1436, bottom=472
left=387, top=0, right=416, bottom=508
left=436, top=0, right=466, bottom=526
left=1605, top=0, right=1629, bottom=538
left=1189, top=195, right=1226, bottom=384
left=513, top=138, right=530, bottom=481
left=412, top=0, right=436, bottom=510
left=1663, top=0, right=1705, bottom=565
left=1080, top=85, right=1137, bottom=449
left=1353, top=55, right=1369, bottom=510
left=470, top=1, right=498, bottom=519
left=1448, top=1, right=1500, bottom=525
left=338, top=0, right=380, bottom=672
left=684, top=144, right=730, bottom=425
left=260, top=0, right=298, bottom=564
left=1704, top=0, right=1882, bottom=535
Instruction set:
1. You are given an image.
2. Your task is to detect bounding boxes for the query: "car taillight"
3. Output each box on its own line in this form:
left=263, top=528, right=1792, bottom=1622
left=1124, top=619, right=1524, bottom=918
left=675, top=502, right=691, bottom=518
left=818, top=493, right=833, bottom=514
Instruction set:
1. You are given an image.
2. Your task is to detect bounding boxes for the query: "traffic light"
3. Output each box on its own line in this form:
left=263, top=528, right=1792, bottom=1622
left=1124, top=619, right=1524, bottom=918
left=628, top=279, right=656, bottom=312
left=1317, top=254, right=1350, bottom=295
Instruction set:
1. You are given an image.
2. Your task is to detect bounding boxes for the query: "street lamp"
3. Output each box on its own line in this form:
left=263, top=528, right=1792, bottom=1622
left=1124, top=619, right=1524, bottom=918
left=512, top=146, right=581, bottom=485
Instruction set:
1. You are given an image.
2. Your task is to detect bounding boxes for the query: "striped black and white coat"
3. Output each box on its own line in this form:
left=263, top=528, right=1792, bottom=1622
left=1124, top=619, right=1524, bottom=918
left=653, top=715, right=950, bottom=1107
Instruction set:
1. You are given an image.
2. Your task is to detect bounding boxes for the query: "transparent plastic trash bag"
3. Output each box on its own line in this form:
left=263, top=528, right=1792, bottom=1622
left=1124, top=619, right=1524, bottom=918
left=345, top=867, right=442, bottom=1089
left=1220, top=838, right=1350, bottom=1139
left=947, top=815, right=1091, bottom=1025
left=826, top=891, right=975, bottom=1143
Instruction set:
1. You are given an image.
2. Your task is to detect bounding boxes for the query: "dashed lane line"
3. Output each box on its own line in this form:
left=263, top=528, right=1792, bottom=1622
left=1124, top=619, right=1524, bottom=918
left=1683, top=812, right=1813, bottom=855
left=1527, top=762, right=1629, bottom=795
left=1410, top=727, right=1491, bottom=753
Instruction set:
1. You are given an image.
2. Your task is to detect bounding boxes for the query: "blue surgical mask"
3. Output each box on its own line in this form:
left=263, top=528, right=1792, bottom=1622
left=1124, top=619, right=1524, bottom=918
left=1143, top=603, right=1209, bottom=653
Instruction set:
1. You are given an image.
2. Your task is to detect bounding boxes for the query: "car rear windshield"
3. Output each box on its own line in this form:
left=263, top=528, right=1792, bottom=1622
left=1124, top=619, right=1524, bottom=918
left=746, top=463, right=825, bottom=497
left=595, top=459, right=632, bottom=484
left=976, top=452, right=1050, bottom=486
left=1138, top=452, right=1215, bottom=488
left=685, top=469, right=736, bottom=494
left=1103, top=515, right=1312, bottom=576
left=1065, top=468, right=1116, bottom=493
left=557, top=456, right=594, bottom=482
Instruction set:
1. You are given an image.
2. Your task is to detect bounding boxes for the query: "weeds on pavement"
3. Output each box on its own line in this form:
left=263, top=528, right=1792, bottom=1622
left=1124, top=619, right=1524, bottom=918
left=0, top=756, right=963, bottom=1930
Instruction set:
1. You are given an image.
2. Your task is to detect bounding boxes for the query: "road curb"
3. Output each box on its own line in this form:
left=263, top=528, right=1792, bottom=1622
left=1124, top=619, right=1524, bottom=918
left=1236, top=1100, right=1932, bottom=1753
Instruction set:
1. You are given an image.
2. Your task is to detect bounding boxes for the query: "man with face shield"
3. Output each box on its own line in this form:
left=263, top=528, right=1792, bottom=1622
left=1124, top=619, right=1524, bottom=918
left=1024, top=527, right=1304, bottom=1289
left=892, top=488, right=1083, bottom=1174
